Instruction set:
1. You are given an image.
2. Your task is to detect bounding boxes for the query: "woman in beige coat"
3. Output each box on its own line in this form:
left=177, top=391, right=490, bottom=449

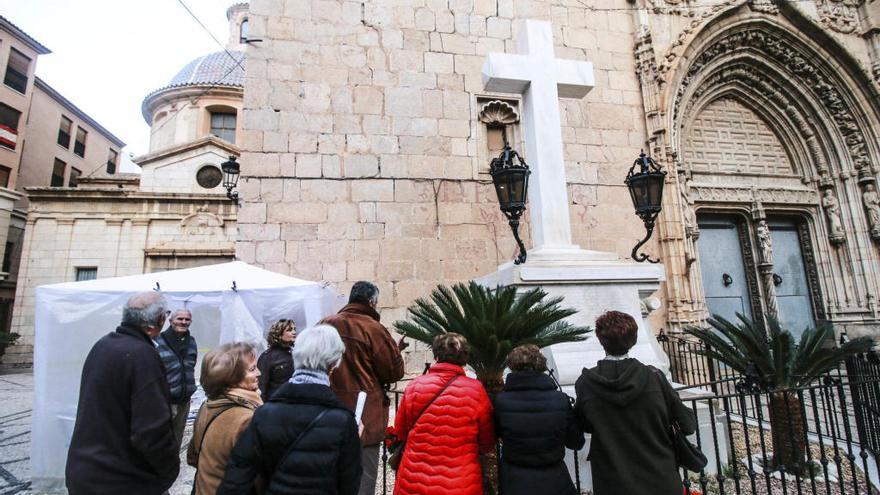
left=187, top=343, right=263, bottom=494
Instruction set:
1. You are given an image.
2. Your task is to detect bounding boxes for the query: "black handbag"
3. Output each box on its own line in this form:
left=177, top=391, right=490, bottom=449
left=387, top=375, right=459, bottom=470
left=654, top=369, right=708, bottom=472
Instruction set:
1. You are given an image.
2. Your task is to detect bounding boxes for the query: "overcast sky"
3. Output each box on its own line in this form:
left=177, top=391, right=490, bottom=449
left=1, top=0, right=235, bottom=172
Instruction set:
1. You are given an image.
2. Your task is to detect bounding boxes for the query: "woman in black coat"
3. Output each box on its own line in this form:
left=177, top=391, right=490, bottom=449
left=574, top=311, right=697, bottom=495
left=257, top=319, right=295, bottom=399
left=494, top=345, right=585, bottom=495
left=218, top=325, right=362, bottom=495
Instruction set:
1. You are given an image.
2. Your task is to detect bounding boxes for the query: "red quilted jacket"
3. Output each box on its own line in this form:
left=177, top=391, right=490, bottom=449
left=393, top=362, right=496, bottom=495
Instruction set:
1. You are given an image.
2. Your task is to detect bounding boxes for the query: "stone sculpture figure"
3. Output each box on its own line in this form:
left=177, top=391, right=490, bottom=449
left=822, top=189, right=846, bottom=245
left=756, top=220, right=773, bottom=264
left=863, top=183, right=880, bottom=240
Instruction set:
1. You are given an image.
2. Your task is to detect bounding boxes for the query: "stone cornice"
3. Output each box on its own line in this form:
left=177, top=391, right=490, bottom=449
left=23, top=187, right=232, bottom=204
left=144, top=247, right=235, bottom=257
left=141, top=84, right=243, bottom=125
left=133, top=135, right=239, bottom=167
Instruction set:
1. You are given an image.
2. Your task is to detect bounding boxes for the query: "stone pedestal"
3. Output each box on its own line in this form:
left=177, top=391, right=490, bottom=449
left=477, top=251, right=670, bottom=385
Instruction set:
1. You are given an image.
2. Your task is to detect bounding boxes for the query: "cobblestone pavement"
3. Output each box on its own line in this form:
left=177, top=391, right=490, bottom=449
left=0, top=372, right=34, bottom=495
left=0, top=371, right=200, bottom=495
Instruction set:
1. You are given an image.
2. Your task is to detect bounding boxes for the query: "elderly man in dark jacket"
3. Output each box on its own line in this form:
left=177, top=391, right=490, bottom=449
left=320, top=281, right=406, bottom=495
left=155, top=308, right=197, bottom=448
left=65, top=292, right=179, bottom=495
left=218, top=325, right=362, bottom=494
left=494, top=345, right=584, bottom=495
left=574, top=311, right=697, bottom=495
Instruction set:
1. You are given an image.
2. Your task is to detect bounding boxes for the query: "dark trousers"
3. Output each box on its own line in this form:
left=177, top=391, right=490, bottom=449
left=170, top=400, right=190, bottom=450
left=358, top=444, right=380, bottom=495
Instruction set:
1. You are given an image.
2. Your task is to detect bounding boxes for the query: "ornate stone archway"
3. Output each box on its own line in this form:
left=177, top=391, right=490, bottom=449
left=635, top=4, right=880, bottom=331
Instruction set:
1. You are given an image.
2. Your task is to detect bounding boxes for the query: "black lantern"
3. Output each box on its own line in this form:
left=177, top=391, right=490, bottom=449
left=490, top=145, right=531, bottom=264
left=221, top=155, right=241, bottom=202
left=625, top=150, right=666, bottom=263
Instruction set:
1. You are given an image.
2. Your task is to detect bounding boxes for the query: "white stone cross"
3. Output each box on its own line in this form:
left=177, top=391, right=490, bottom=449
left=482, top=20, right=595, bottom=256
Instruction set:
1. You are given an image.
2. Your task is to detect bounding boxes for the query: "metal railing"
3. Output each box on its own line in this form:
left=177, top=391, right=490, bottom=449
left=377, top=373, right=880, bottom=494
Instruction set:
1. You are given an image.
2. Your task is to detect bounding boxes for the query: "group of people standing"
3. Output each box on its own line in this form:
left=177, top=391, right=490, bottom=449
left=63, top=281, right=696, bottom=495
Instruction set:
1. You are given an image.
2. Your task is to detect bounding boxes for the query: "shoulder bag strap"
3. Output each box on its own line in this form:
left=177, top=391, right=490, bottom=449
left=272, top=408, right=331, bottom=477
left=409, top=374, right=460, bottom=432
left=193, top=404, right=237, bottom=459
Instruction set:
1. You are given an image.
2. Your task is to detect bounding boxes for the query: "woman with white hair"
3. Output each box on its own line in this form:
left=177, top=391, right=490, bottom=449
left=218, top=325, right=363, bottom=495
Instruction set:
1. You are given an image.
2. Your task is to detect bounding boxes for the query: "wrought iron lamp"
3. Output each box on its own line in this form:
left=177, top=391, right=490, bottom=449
left=625, top=150, right=666, bottom=263
left=221, top=155, right=241, bottom=202
left=489, top=145, right=531, bottom=264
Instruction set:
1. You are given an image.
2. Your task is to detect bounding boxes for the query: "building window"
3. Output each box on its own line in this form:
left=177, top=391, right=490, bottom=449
left=240, top=19, right=249, bottom=43
left=74, top=127, right=87, bottom=157
left=69, top=167, right=81, bottom=187
left=75, top=267, right=97, bottom=281
left=3, top=48, right=31, bottom=93
left=57, top=116, right=72, bottom=148
left=51, top=158, right=66, bottom=187
left=210, top=112, right=236, bottom=144
left=0, top=166, right=10, bottom=188
left=196, top=165, right=223, bottom=189
left=0, top=103, right=21, bottom=150
left=107, top=149, right=118, bottom=174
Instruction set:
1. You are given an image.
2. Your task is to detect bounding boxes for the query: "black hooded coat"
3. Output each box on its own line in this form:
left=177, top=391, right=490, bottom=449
left=574, top=358, right=697, bottom=495
left=493, top=371, right=585, bottom=495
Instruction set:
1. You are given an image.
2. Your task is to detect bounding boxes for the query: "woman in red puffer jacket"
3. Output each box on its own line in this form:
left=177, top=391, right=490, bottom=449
left=392, top=333, right=495, bottom=495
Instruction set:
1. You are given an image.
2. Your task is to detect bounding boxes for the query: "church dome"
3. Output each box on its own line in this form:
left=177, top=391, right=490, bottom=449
left=166, top=50, right=246, bottom=89
left=141, top=50, right=246, bottom=124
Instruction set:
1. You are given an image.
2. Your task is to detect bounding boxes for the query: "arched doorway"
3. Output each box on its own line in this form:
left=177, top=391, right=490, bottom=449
left=655, top=11, right=880, bottom=333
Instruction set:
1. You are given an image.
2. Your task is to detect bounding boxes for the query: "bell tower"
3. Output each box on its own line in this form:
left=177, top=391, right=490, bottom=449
left=226, top=3, right=249, bottom=51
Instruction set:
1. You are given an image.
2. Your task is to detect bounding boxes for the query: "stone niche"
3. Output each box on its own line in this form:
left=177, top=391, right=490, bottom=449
left=476, top=96, right=523, bottom=173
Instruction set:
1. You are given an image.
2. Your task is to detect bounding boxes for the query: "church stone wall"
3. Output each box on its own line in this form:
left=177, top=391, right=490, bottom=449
left=239, top=0, right=655, bottom=349
left=242, top=0, right=880, bottom=351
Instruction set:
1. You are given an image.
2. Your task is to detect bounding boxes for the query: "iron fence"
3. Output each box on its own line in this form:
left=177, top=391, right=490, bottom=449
left=378, top=369, right=880, bottom=494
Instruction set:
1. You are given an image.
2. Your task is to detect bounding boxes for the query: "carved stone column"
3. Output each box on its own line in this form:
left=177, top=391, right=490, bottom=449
left=753, top=201, right=779, bottom=321
left=635, top=25, right=706, bottom=329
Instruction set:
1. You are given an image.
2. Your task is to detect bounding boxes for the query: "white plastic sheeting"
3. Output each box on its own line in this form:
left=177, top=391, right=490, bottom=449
left=31, top=261, right=345, bottom=493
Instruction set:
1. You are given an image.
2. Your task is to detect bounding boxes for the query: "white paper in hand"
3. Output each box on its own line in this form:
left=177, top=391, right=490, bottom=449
left=354, top=391, right=367, bottom=424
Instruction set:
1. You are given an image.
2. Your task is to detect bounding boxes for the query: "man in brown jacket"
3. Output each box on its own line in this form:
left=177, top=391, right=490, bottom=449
left=322, top=281, right=406, bottom=495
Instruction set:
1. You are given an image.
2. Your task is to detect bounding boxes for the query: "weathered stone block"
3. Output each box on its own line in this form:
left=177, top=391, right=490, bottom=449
left=384, top=87, right=424, bottom=117
left=345, top=155, right=380, bottom=177
left=351, top=179, right=395, bottom=202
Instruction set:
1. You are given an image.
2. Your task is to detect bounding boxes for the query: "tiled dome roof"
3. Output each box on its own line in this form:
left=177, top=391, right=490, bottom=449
left=141, top=50, right=246, bottom=124
left=166, top=50, right=246, bottom=88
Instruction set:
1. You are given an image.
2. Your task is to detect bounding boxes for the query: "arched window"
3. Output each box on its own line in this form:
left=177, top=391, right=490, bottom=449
left=240, top=19, right=249, bottom=44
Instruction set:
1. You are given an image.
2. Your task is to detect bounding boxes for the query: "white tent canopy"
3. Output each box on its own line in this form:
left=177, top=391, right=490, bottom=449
left=31, top=261, right=345, bottom=493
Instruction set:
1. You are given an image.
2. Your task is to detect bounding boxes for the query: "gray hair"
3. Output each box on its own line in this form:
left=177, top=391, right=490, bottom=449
left=170, top=309, right=192, bottom=319
left=121, top=292, right=168, bottom=329
left=349, top=281, right=379, bottom=306
left=293, top=324, right=345, bottom=372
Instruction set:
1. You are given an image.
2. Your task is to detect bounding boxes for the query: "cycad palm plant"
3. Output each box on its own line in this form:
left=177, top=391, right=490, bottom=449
left=685, top=314, right=873, bottom=473
left=394, top=281, right=591, bottom=395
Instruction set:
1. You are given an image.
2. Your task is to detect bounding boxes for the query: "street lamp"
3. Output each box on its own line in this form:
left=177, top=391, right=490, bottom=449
left=625, top=150, right=666, bottom=263
left=490, top=145, right=531, bottom=265
left=221, top=155, right=240, bottom=202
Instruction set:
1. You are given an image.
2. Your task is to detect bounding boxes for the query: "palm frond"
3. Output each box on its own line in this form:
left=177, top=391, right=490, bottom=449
left=393, top=281, right=592, bottom=381
left=686, top=313, right=874, bottom=390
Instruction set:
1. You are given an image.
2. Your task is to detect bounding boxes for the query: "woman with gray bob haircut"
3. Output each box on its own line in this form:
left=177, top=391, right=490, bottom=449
left=292, top=324, right=345, bottom=376
left=218, top=325, right=363, bottom=495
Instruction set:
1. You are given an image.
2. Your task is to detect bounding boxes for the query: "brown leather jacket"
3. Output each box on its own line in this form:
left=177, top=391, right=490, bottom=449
left=322, top=303, right=405, bottom=445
